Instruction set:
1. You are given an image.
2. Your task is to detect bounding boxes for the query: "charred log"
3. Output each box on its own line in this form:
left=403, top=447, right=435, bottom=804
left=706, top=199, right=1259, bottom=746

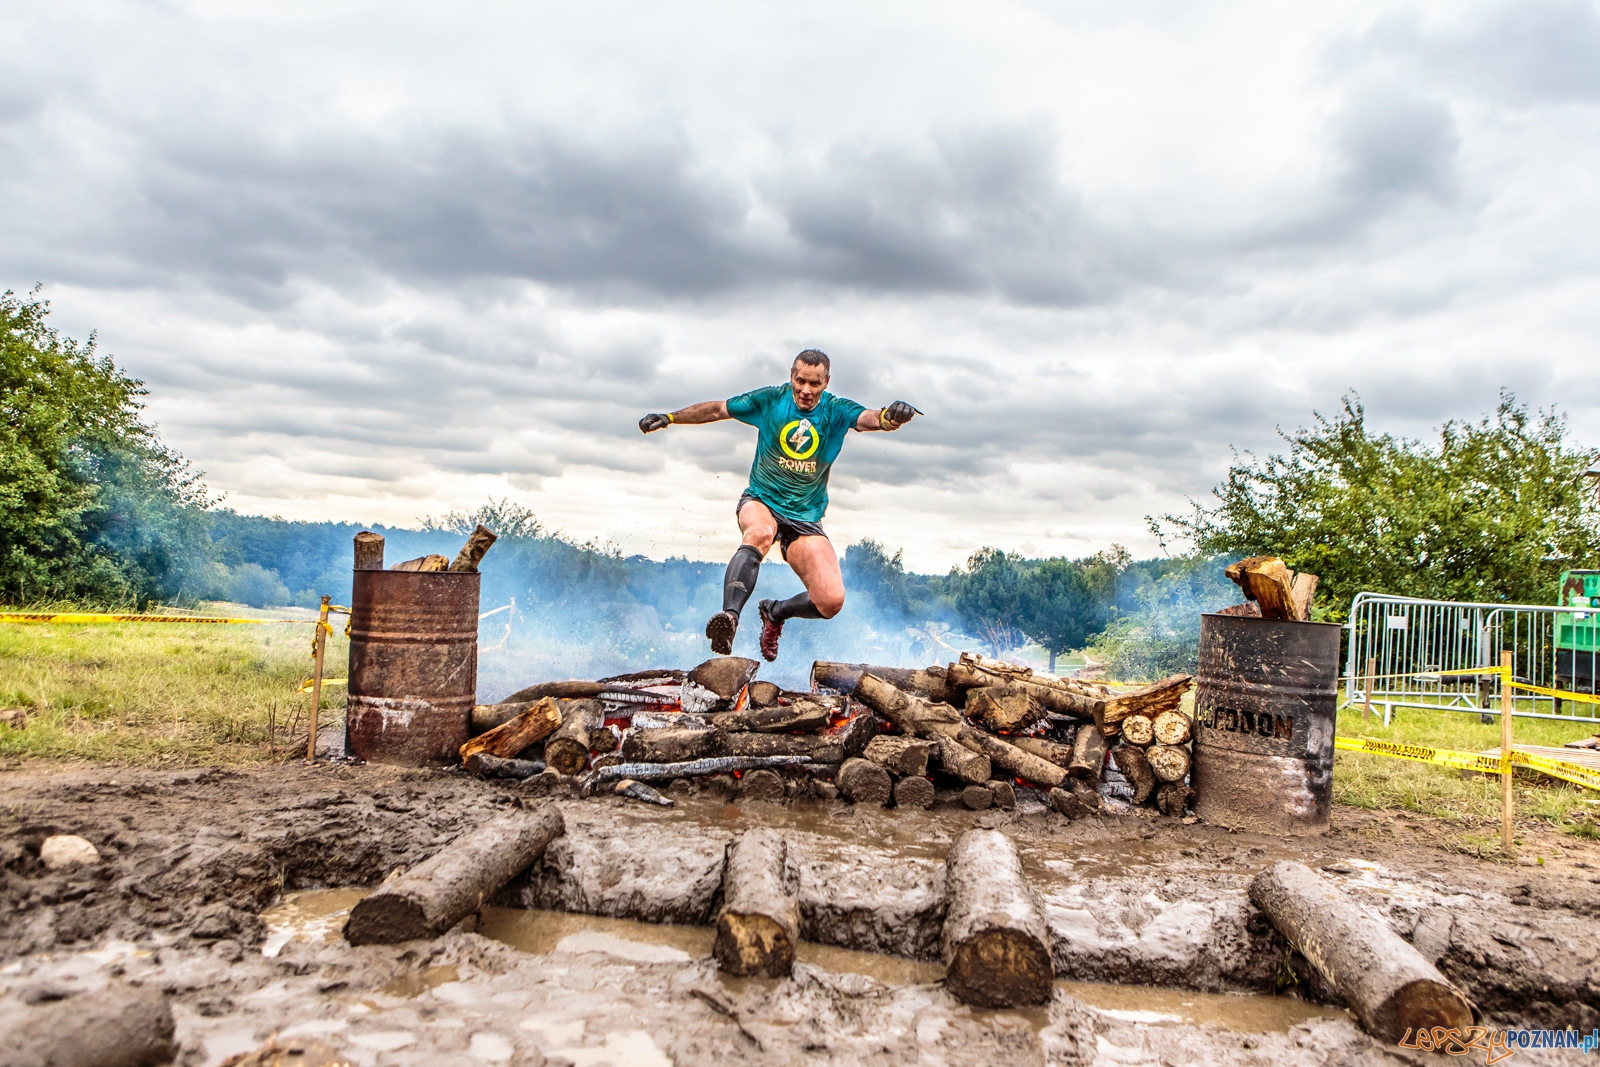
left=543, top=699, right=605, bottom=776
left=621, top=727, right=718, bottom=764
left=1110, top=744, right=1156, bottom=804
left=718, top=733, right=844, bottom=763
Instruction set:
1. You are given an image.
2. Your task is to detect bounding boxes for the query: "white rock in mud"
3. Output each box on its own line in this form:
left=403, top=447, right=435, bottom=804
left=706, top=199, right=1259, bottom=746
left=40, top=834, right=100, bottom=869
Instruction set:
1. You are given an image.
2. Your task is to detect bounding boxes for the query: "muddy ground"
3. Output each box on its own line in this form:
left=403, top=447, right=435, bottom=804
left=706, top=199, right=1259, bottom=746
left=1, top=761, right=1597, bottom=1066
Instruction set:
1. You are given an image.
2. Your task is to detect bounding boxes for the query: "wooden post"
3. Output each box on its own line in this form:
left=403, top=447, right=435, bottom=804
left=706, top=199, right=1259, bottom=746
left=1362, top=657, right=1376, bottom=723
left=1500, top=650, right=1514, bottom=853
left=307, top=595, right=330, bottom=763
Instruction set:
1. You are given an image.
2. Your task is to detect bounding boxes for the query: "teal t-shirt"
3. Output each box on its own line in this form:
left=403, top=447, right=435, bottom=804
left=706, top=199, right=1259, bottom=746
left=726, top=384, right=867, bottom=522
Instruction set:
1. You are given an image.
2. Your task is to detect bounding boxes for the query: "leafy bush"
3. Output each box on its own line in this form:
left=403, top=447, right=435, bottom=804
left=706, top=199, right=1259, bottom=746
left=228, top=563, right=291, bottom=608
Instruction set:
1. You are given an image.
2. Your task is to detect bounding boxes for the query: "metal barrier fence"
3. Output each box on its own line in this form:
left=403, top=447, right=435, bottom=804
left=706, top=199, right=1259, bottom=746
left=1344, top=592, right=1600, bottom=726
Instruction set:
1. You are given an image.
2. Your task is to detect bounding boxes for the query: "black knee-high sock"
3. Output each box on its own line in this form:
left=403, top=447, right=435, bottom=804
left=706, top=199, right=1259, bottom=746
left=768, top=589, right=825, bottom=623
left=722, top=545, right=763, bottom=617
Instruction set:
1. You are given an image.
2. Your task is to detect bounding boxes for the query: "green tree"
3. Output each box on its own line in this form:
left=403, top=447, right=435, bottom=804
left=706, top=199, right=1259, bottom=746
left=1158, top=393, right=1600, bottom=618
left=1017, top=557, right=1112, bottom=673
left=841, top=538, right=911, bottom=617
left=953, top=547, right=1029, bottom=657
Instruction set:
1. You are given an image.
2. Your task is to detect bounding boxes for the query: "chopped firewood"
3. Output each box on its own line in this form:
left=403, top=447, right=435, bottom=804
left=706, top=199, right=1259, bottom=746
left=934, top=734, right=992, bottom=784
left=941, top=829, right=1053, bottom=1008
left=584, top=754, right=812, bottom=784
left=823, top=707, right=880, bottom=759
left=810, top=662, right=957, bottom=704
left=1049, top=785, right=1101, bottom=819
left=1120, top=715, right=1155, bottom=746
left=961, top=784, right=993, bottom=810
left=590, top=724, right=618, bottom=754
left=964, top=686, right=1047, bottom=733
left=1156, top=781, right=1194, bottom=817
left=1225, top=556, right=1318, bottom=621
left=346, top=806, right=565, bottom=945
left=893, top=775, right=935, bottom=810
left=941, top=725, right=1067, bottom=788
left=464, top=753, right=546, bottom=780
left=1147, top=744, right=1191, bottom=782
left=448, top=523, right=498, bottom=573
left=1152, top=709, right=1193, bottom=746
left=497, top=679, right=609, bottom=707
left=353, top=531, right=385, bottom=571
left=838, top=757, right=892, bottom=805
left=1007, top=735, right=1075, bottom=768
left=863, top=735, right=936, bottom=777
left=1094, top=675, right=1193, bottom=737
left=946, top=652, right=1106, bottom=718
left=1068, top=723, right=1107, bottom=780
left=748, top=680, right=781, bottom=706
left=459, top=696, right=563, bottom=762
left=1290, top=571, right=1319, bottom=621
left=852, top=672, right=960, bottom=734
left=1250, top=862, right=1472, bottom=1042
left=715, top=829, right=800, bottom=978
left=1111, top=745, right=1156, bottom=804
left=690, top=656, right=760, bottom=699
left=739, top=768, right=787, bottom=802
left=1215, top=601, right=1261, bottom=617
left=712, top=701, right=831, bottom=734
left=390, top=554, right=449, bottom=572
left=622, top=726, right=717, bottom=764
left=718, top=733, right=844, bottom=763
left=614, top=778, right=673, bottom=806
left=988, top=780, right=1016, bottom=810
left=543, top=699, right=605, bottom=776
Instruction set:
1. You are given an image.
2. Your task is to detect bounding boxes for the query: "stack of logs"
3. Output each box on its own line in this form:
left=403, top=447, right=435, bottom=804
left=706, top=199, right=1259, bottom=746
left=457, top=649, right=1196, bottom=818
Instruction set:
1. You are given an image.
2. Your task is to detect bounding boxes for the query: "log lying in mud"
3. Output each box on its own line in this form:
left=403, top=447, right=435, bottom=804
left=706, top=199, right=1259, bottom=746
left=622, top=726, right=717, bottom=764
left=1049, top=785, right=1102, bottom=819
left=962, top=784, right=993, bottom=810
left=739, top=768, right=787, bottom=802
left=1249, top=861, right=1473, bottom=1043
left=614, top=778, right=673, bottom=806
left=718, top=732, right=843, bottom=763
left=1094, top=675, right=1192, bottom=737
left=714, top=828, right=800, bottom=978
left=353, top=531, right=385, bottom=571
left=712, top=701, right=831, bottom=734
left=460, top=697, right=563, bottom=761
left=465, top=752, right=546, bottom=779
left=941, top=829, right=1054, bottom=1008
left=585, top=754, right=812, bottom=783
left=10, top=982, right=176, bottom=1067
left=1147, top=744, right=1191, bottom=783
left=964, top=686, right=1047, bottom=733
left=893, top=774, right=935, bottom=810
left=839, top=757, right=893, bottom=805
left=1156, top=781, right=1194, bottom=817
left=544, top=699, right=605, bottom=776
left=1111, top=744, right=1156, bottom=804
left=1152, top=709, right=1193, bottom=746
left=810, top=661, right=957, bottom=704
left=347, top=805, right=565, bottom=945
left=1068, top=723, right=1107, bottom=780
left=864, top=735, right=935, bottom=777
left=449, top=523, right=498, bottom=573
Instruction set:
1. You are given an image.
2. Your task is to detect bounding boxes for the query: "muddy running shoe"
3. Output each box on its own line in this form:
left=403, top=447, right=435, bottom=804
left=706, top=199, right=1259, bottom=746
left=757, top=599, right=783, bottom=662
left=705, top=610, right=739, bottom=655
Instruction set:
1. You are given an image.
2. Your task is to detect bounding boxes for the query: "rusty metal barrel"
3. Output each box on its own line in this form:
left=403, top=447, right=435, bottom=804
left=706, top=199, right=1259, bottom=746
left=346, top=570, right=479, bottom=766
left=1192, top=613, right=1341, bottom=835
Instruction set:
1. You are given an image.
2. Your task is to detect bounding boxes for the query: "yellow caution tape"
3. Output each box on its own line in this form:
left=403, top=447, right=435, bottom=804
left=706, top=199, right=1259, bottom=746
left=1336, top=735, right=1600, bottom=792
left=0, top=611, right=299, bottom=625
left=1433, top=666, right=1600, bottom=706
left=298, top=678, right=348, bottom=693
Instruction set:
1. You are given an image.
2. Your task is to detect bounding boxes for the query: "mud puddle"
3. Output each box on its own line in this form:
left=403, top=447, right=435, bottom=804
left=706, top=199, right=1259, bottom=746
left=259, top=888, right=370, bottom=957
left=1057, top=981, right=1348, bottom=1032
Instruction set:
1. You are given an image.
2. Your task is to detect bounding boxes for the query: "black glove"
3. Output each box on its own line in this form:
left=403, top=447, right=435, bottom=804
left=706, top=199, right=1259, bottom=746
left=639, top=413, right=673, bottom=434
left=881, top=401, right=920, bottom=429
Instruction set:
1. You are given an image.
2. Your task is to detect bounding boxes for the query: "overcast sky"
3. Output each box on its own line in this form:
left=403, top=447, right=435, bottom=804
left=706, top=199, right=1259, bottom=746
left=4, top=0, right=1598, bottom=571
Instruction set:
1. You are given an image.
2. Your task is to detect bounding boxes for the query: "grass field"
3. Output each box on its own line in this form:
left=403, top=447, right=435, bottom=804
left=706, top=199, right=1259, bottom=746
left=0, top=607, right=345, bottom=764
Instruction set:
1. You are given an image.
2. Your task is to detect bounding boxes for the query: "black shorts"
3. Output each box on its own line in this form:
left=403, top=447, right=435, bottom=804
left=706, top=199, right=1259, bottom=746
left=737, top=492, right=828, bottom=557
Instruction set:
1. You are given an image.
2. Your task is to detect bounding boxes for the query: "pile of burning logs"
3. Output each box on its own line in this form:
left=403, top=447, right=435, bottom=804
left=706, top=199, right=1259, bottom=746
left=459, top=650, right=1195, bottom=818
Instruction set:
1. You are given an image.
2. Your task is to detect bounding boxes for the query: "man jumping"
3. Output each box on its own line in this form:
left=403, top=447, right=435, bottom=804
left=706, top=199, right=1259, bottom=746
left=639, top=349, right=918, bottom=661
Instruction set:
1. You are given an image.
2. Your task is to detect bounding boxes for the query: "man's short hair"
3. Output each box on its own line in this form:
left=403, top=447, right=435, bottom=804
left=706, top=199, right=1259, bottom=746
left=793, top=349, right=831, bottom=376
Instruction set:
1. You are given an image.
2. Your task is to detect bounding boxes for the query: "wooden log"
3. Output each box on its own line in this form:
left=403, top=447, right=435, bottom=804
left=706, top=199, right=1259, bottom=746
left=1249, top=861, right=1473, bottom=1042
left=614, top=779, right=673, bottom=806
left=712, top=701, right=831, bottom=734
left=1068, top=722, right=1107, bottom=780
left=346, top=806, right=565, bottom=945
left=934, top=734, right=992, bottom=784
left=494, top=680, right=609, bottom=710
left=863, top=735, right=935, bottom=777
left=1093, top=675, right=1193, bottom=737
left=621, top=726, right=717, bottom=764
left=965, top=686, right=1047, bottom=733
left=988, top=780, right=1016, bottom=810
left=9, top=982, right=176, bottom=1067
left=739, top=768, right=786, bottom=802
left=459, top=697, right=563, bottom=762
left=823, top=706, right=880, bottom=758
left=810, top=661, right=956, bottom=704
left=1147, top=744, right=1191, bottom=783
left=961, top=784, right=993, bottom=810
left=748, top=680, right=781, bottom=706
left=1007, top=735, right=1075, bottom=768
left=1156, top=781, right=1194, bottom=817
left=1289, top=571, right=1319, bottom=622
left=942, top=725, right=1067, bottom=788
left=690, top=656, right=760, bottom=699
left=448, top=523, right=498, bottom=573
left=1152, top=709, right=1192, bottom=746
left=838, top=757, right=892, bottom=805
left=1111, top=744, right=1156, bottom=804
left=391, top=554, right=449, bottom=572
left=893, top=775, right=935, bottom=810
left=585, top=754, right=812, bottom=783
left=598, top=668, right=687, bottom=685
left=544, top=699, right=604, bottom=776
left=946, top=656, right=1104, bottom=718
left=941, top=829, right=1053, bottom=1008
left=714, top=828, right=800, bottom=978
left=1120, top=715, right=1155, bottom=746
left=353, top=531, right=385, bottom=571
left=718, top=733, right=844, bottom=763
left=1048, top=785, right=1102, bottom=819
left=1225, top=556, right=1296, bottom=620
left=465, top=753, right=546, bottom=779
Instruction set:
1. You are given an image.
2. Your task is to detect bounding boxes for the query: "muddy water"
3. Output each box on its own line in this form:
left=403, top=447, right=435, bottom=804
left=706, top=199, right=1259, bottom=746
left=263, top=892, right=1344, bottom=1033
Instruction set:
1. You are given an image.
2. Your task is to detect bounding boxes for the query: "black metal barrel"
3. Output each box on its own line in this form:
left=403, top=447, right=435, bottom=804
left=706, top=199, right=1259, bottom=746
left=1192, top=613, right=1341, bottom=835
left=346, top=570, right=479, bottom=766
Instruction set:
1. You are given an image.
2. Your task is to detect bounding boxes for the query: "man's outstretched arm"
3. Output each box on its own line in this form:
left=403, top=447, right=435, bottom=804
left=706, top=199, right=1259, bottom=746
left=856, top=400, right=921, bottom=433
left=640, top=400, right=730, bottom=433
